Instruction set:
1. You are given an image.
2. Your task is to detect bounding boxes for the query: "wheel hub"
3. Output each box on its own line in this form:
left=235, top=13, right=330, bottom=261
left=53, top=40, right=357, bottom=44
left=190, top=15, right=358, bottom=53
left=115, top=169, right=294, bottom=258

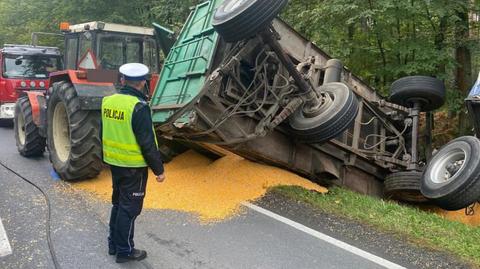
left=302, top=92, right=333, bottom=118
left=17, top=110, right=26, bottom=146
left=445, top=160, right=464, bottom=180
left=431, top=148, right=467, bottom=184
left=52, top=102, right=71, bottom=163
left=406, top=97, right=429, bottom=109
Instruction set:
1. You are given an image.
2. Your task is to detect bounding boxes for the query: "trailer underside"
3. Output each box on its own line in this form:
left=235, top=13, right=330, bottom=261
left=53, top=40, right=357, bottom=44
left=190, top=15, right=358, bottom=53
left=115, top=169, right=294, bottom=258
left=151, top=5, right=415, bottom=197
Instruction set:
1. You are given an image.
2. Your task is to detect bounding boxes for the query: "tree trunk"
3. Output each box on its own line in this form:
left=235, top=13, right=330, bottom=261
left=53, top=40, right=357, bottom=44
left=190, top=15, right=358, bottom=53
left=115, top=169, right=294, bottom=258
left=455, top=4, right=473, bottom=135
left=367, top=0, right=387, bottom=88
left=435, top=16, right=449, bottom=75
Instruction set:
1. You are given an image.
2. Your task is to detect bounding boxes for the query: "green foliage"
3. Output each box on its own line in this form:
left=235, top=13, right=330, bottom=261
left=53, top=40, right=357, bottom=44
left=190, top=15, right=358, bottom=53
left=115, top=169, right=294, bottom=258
left=1, top=0, right=480, bottom=110
left=0, top=0, right=199, bottom=47
left=283, top=0, right=480, bottom=98
left=146, top=0, right=203, bottom=33
left=446, top=87, right=466, bottom=115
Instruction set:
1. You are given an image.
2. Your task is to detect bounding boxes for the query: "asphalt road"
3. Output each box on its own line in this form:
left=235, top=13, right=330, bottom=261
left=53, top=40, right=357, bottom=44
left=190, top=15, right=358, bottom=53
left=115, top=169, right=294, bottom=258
left=0, top=126, right=472, bottom=269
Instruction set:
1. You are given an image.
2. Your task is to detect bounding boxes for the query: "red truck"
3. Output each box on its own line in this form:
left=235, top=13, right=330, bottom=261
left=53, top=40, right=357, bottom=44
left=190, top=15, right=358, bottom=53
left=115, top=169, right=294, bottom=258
left=0, top=45, right=62, bottom=125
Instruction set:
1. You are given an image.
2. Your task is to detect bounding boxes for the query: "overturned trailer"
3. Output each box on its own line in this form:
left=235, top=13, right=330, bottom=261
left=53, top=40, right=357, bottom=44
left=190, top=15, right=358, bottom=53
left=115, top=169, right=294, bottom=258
left=151, top=0, right=447, bottom=201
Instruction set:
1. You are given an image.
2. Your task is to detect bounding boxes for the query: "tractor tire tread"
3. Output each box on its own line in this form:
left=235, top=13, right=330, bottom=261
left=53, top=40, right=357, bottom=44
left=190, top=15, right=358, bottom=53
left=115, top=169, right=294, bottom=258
left=15, top=97, right=46, bottom=157
left=47, top=82, right=102, bottom=181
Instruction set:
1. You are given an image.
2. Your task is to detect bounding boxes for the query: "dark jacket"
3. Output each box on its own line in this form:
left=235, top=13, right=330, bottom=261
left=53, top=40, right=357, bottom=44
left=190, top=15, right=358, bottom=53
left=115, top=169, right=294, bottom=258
left=102, top=85, right=164, bottom=175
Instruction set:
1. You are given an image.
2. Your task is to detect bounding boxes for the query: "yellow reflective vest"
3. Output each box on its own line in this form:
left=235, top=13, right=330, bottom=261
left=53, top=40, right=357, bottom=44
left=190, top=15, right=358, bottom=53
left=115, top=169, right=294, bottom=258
left=101, top=94, right=157, bottom=167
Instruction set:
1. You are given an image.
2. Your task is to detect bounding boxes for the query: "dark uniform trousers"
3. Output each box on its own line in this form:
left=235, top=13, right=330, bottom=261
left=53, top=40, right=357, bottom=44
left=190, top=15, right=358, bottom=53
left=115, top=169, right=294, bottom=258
left=108, top=165, right=148, bottom=255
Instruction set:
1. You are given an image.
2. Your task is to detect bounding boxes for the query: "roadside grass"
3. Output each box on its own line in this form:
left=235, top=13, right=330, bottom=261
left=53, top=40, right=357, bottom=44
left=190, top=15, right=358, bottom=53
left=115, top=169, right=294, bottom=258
left=272, top=185, right=480, bottom=267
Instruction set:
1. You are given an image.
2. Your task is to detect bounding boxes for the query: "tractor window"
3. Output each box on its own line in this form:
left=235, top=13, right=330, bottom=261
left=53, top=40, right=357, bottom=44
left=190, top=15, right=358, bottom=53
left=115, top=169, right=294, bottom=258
left=79, top=32, right=93, bottom=64
left=126, top=40, right=141, bottom=63
left=144, top=39, right=158, bottom=73
left=3, top=55, right=62, bottom=79
left=65, top=37, right=78, bottom=69
left=98, top=35, right=124, bottom=70
left=97, top=33, right=159, bottom=73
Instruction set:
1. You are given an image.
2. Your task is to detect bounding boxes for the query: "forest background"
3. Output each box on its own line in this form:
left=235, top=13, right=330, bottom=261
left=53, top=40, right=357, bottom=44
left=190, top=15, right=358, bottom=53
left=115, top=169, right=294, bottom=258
left=1, top=0, right=479, bottom=140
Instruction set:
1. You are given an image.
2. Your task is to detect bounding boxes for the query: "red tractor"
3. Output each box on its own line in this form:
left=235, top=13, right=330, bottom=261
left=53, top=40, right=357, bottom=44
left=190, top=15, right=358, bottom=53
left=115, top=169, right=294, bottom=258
left=0, top=45, right=62, bottom=126
left=14, top=22, right=162, bottom=180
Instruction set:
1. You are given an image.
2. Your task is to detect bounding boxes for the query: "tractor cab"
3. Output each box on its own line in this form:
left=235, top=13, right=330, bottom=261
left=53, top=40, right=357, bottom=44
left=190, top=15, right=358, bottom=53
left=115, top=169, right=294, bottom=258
left=61, top=21, right=160, bottom=92
left=15, top=21, right=169, bottom=181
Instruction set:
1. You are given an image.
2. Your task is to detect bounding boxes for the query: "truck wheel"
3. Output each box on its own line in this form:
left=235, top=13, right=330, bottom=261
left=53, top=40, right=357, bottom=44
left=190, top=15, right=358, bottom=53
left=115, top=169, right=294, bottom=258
left=14, top=97, right=46, bottom=157
left=421, top=136, right=480, bottom=210
left=212, top=0, right=288, bottom=43
left=384, top=171, right=428, bottom=203
left=389, top=76, right=445, bottom=112
left=47, top=81, right=102, bottom=181
left=289, top=82, right=358, bottom=143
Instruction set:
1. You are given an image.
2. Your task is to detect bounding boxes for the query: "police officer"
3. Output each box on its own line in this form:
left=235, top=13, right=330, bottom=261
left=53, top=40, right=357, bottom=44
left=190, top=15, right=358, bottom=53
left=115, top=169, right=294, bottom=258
left=101, top=63, right=165, bottom=263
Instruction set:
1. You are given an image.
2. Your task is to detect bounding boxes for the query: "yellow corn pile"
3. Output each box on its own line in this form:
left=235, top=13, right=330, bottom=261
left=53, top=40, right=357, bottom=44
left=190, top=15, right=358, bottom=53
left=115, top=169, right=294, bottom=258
left=432, top=205, right=480, bottom=226
left=72, top=150, right=327, bottom=222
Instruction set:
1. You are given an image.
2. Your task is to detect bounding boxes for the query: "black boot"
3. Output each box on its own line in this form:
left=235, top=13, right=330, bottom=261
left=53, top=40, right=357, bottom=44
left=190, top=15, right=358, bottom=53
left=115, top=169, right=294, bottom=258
left=116, top=249, right=147, bottom=263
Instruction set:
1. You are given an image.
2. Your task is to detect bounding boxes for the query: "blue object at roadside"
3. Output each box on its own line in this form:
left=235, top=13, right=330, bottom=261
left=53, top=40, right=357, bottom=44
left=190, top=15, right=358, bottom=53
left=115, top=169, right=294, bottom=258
left=50, top=168, right=61, bottom=181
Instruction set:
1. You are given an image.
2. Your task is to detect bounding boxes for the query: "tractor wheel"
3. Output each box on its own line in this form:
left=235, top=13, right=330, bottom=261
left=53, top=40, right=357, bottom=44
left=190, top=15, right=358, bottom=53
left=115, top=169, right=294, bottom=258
left=421, top=136, right=480, bottom=210
left=212, top=0, right=288, bottom=43
left=389, top=76, right=445, bottom=112
left=384, top=171, right=428, bottom=203
left=289, top=82, right=358, bottom=144
left=47, top=81, right=102, bottom=181
left=14, top=97, right=46, bottom=157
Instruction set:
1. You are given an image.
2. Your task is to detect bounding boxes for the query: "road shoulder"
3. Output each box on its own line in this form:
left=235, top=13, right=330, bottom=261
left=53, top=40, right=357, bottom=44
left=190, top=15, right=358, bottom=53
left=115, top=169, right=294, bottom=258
left=255, top=190, right=473, bottom=269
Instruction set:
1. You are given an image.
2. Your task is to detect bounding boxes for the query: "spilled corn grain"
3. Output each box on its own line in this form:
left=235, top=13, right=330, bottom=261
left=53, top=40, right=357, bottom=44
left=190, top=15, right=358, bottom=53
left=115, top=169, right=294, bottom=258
left=426, top=204, right=480, bottom=227
left=72, top=150, right=327, bottom=222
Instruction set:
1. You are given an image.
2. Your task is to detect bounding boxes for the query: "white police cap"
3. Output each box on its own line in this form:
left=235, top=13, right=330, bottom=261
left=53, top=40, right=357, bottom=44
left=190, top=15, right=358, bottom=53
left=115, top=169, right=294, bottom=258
left=119, top=63, right=149, bottom=81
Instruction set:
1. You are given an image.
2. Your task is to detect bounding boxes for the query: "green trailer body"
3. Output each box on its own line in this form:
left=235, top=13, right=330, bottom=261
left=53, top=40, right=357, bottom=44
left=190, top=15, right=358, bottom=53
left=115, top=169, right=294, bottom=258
left=151, top=0, right=221, bottom=125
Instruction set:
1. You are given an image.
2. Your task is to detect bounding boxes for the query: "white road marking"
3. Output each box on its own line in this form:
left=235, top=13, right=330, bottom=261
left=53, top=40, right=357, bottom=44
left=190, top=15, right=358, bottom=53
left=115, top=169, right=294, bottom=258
left=242, top=202, right=406, bottom=269
left=0, top=217, right=12, bottom=257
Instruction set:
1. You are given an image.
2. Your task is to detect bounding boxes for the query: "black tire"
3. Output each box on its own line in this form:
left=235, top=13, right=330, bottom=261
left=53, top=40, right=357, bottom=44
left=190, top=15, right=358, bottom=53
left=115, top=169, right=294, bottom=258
left=384, top=171, right=428, bottom=203
left=47, top=81, right=102, bottom=181
left=157, top=140, right=222, bottom=163
left=389, top=76, right=445, bottom=112
left=289, top=82, right=358, bottom=143
left=421, top=136, right=480, bottom=210
left=156, top=137, right=188, bottom=163
left=212, top=0, right=289, bottom=43
left=157, top=144, right=176, bottom=163
left=14, top=97, right=46, bottom=157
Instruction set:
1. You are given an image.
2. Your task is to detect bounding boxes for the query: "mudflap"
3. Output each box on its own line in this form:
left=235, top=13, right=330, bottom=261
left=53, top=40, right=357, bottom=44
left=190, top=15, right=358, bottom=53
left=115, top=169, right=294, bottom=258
left=25, top=91, right=47, bottom=137
left=50, top=70, right=117, bottom=111
left=71, top=83, right=117, bottom=110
